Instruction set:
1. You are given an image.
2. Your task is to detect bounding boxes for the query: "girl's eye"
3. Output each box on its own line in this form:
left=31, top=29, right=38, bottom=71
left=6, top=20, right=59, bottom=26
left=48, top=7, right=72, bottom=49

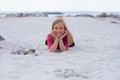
left=55, top=27, right=57, bottom=29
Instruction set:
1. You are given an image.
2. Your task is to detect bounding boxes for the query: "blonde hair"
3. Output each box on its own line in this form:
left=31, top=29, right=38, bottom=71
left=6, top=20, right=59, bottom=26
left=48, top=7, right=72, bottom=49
left=51, top=19, right=74, bottom=46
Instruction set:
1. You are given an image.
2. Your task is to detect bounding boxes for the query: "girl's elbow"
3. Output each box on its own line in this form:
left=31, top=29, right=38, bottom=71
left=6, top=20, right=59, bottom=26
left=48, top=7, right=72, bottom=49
left=49, top=48, right=56, bottom=52
left=61, top=48, right=68, bottom=51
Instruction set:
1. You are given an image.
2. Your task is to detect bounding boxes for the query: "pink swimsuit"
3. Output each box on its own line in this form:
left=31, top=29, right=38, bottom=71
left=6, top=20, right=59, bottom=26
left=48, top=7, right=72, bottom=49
left=46, top=33, right=68, bottom=49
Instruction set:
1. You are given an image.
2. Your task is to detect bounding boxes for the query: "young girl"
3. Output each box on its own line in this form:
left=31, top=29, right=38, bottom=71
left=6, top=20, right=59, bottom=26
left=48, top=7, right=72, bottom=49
left=46, top=19, right=75, bottom=52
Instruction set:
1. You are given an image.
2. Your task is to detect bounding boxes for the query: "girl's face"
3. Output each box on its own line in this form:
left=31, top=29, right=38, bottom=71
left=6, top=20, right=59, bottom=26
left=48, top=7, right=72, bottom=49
left=53, top=22, right=65, bottom=35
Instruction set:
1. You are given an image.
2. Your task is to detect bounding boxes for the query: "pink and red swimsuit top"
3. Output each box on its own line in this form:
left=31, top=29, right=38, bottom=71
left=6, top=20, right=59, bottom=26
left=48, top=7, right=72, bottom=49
left=46, top=33, right=68, bottom=49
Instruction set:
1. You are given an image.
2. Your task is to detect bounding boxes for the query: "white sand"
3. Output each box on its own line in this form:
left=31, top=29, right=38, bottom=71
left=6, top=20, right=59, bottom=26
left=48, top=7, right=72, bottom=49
left=0, top=17, right=120, bottom=80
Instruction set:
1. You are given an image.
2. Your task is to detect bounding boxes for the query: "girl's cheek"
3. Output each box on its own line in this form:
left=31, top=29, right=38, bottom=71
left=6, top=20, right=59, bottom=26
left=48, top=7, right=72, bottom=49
left=63, top=30, right=65, bottom=33
left=53, top=30, right=56, bottom=33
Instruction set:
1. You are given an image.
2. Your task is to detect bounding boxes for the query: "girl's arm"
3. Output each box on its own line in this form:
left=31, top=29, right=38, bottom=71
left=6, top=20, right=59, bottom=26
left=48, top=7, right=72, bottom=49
left=48, top=32, right=59, bottom=52
left=58, top=31, right=68, bottom=51
left=49, top=38, right=59, bottom=52
left=59, top=38, right=67, bottom=51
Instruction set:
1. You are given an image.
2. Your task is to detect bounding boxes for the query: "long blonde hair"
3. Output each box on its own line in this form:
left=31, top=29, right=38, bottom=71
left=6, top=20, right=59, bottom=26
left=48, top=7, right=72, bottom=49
left=51, top=19, right=74, bottom=46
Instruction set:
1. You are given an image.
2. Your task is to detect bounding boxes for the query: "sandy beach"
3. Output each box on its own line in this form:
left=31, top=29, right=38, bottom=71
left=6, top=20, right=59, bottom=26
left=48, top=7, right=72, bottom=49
left=0, top=16, right=120, bottom=80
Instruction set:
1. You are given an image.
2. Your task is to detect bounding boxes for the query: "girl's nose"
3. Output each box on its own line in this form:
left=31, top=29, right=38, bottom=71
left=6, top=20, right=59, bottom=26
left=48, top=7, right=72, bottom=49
left=57, top=29, right=60, bottom=32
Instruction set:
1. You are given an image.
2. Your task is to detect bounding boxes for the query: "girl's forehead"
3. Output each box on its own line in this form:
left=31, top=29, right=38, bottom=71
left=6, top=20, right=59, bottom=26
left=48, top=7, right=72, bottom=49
left=55, top=22, right=64, bottom=26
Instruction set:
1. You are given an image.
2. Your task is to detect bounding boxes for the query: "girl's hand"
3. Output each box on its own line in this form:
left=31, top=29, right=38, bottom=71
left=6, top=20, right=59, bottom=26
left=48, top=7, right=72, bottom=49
left=60, top=30, right=68, bottom=39
left=51, top=31, right=58, bottom=39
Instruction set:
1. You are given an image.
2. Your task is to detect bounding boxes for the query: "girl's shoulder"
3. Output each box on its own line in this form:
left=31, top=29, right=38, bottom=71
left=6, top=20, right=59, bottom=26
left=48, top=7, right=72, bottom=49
left=45, top=33, right=52, bottom=45
left=47, top=33, right=52, bottom=37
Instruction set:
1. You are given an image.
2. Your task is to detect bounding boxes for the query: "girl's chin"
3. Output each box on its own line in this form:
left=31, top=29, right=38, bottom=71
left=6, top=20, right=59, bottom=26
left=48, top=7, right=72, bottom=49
left=56, top=34, right=62, bottom=36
